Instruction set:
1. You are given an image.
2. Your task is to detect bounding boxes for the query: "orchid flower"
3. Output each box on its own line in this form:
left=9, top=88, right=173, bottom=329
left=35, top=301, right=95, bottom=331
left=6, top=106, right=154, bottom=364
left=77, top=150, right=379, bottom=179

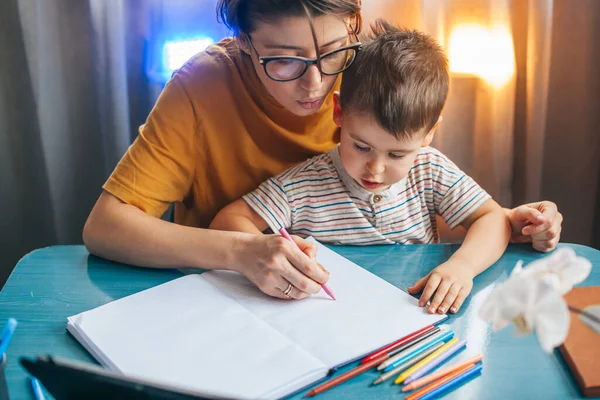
left=479, top=248, right=592, bottom=353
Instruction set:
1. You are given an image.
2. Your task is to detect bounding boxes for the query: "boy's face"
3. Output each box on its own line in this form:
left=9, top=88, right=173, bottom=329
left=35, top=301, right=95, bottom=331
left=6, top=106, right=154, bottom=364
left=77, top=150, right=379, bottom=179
left=333, top=93, right=438, bottom=193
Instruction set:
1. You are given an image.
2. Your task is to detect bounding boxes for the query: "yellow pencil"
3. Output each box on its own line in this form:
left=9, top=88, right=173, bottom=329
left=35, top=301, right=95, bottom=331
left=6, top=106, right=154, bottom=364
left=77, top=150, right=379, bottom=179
left=394, top=337, right=459, bottom=384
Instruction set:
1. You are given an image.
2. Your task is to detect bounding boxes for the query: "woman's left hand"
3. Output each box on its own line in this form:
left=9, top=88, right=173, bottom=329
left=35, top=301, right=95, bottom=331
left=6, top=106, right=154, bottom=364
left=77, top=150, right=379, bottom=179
left=507, top=201, right=563, bottom=252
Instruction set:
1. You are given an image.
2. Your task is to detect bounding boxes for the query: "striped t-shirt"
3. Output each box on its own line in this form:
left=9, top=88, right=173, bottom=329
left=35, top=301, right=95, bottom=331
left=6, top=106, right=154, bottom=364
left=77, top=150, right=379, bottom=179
left=243, top=146, right=491, bottom=245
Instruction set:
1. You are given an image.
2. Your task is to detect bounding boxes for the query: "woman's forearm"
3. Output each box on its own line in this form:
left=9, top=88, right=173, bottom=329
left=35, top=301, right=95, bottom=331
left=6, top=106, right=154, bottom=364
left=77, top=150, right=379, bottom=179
left=83, top=191, right=250, bottom=271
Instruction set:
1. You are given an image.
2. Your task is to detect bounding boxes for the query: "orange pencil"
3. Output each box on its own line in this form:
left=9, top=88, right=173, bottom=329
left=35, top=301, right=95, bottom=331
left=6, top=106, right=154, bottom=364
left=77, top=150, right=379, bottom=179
left=304, top=353, right=388, bottom=397
left=404, top=363, right=477, bottom=400
left=402, top=354, right=483, bottom=392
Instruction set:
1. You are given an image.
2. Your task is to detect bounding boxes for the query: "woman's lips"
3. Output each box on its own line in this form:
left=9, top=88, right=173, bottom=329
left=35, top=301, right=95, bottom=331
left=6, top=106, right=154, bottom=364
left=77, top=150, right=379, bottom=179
left=297, top=97, right=324, bottom=110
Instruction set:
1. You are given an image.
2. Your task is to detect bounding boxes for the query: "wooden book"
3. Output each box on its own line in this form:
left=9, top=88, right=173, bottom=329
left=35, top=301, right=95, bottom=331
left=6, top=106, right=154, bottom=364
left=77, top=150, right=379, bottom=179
left=559, top=286, right=600, bottom=398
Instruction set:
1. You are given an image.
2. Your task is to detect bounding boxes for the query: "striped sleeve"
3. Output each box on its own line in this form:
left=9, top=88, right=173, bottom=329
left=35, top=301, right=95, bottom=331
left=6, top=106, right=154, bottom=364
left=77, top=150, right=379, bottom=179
left=242, top=177, right=291, bottom=233
left=432, top=153, right=492, bottom=229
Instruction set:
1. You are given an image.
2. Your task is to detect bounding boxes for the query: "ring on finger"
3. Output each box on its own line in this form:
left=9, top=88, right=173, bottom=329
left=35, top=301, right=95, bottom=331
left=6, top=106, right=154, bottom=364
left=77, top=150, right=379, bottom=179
left=283, top=283, right=293, bottom=298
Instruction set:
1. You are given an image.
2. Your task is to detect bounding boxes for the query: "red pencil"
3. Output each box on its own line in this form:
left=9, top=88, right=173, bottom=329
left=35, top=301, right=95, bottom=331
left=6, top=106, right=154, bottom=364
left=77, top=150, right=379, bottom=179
left=304, top=353, right=388, bottom=397
left=360, top=325, right=435, bottom=365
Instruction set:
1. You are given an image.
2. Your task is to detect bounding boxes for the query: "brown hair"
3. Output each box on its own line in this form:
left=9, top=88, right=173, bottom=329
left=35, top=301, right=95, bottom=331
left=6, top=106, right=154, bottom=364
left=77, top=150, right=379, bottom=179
left=340, top=20, right=449, bottom=138
left=216, top=0, right=362, bottom=36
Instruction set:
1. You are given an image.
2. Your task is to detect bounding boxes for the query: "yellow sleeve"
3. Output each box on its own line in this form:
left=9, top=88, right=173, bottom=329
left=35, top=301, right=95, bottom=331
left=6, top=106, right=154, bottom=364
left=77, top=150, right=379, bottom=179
left=103, top=76, right=197, bottom=217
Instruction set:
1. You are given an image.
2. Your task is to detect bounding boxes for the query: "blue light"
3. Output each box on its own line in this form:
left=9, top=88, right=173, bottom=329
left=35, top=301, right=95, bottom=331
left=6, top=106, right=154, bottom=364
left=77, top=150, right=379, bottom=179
left=162, top=37, right=214, bottom=77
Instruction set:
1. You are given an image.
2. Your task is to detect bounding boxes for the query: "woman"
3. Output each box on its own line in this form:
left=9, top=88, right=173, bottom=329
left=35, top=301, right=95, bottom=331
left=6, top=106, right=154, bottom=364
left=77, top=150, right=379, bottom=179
left=83, top=0, right=562, bottom=301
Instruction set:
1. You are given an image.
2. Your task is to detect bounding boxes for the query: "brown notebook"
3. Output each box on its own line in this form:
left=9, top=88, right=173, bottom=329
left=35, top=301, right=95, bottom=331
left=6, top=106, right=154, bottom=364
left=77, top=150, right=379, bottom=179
left=559, top=286, right=600, bottom=398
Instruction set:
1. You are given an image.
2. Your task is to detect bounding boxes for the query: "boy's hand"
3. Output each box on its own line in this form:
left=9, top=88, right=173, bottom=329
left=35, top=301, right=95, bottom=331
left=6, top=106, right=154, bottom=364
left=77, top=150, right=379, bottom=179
left=407, top=261, right=474, bottom=314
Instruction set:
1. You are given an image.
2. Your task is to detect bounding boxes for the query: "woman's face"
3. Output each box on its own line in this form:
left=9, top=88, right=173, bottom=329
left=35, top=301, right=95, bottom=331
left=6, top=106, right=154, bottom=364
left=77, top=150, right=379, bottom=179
left=243, top=15, right=350, bottom=116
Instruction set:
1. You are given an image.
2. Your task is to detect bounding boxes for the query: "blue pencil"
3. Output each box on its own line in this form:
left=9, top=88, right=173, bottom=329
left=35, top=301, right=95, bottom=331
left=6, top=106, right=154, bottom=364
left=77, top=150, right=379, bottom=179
left=31, top=377, right=46, bottom=400
left=404, top=339, right=467, bottom=384
left=383, top=330, right=454, bottom=372
left=416, top=363, right=483, bottom=400
left=0, top=318, right=18, bottom=356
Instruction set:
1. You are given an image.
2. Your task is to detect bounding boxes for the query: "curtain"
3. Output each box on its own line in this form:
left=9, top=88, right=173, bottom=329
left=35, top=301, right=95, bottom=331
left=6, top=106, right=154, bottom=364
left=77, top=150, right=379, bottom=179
left=363, top=0, right=600, bottom=249
left=1, top=0, right=598, bottom=287
left=0, top=0, right=150, bottom=287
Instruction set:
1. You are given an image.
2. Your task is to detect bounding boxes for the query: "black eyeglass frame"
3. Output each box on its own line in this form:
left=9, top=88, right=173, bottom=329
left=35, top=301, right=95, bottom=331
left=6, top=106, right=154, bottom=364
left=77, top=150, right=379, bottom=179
left=246, top=26, right=362, bottom=82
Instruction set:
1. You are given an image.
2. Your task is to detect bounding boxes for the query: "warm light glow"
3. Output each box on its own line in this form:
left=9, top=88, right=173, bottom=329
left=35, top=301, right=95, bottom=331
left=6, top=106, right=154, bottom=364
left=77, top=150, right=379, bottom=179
left=448, top=24, right=515, bottom=87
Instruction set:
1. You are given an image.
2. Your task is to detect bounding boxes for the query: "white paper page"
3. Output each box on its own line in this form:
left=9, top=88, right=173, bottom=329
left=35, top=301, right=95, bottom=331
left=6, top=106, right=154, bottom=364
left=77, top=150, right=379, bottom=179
left=67, top=275, right=326, bottom=400
left=203, top=238, right=445, bottom=369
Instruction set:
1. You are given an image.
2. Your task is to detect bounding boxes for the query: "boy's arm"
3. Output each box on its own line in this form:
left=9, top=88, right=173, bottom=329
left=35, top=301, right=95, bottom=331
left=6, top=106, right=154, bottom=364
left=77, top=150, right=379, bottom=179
left=409, top=199, right=510, bottom=314
left=209, top=199, right=270, bottom=234
left=447, top=199, right=511, bottom=276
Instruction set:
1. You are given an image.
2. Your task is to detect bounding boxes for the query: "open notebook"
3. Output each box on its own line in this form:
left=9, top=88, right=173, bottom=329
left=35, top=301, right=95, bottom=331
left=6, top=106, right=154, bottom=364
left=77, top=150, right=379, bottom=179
left=67, top=239, right=446, bottom=399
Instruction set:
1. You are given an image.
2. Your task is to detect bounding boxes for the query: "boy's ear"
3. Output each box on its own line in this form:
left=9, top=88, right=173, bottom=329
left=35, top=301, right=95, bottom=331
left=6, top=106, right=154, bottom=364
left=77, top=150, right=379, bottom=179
left=421, top=116, right=443, bottom=147
left=333, top=92, right=343, bottom=128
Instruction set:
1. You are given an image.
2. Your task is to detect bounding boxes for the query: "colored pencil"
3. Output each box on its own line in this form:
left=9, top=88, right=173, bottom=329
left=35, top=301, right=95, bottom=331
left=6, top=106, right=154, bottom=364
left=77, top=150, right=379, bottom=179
left=403, top=339, right=467, bottom=385
left=279, top=228, right=335, bottom=300
left=394, top=338, right=459, bottom=384
left=402, top=355, right=483, bottom=392
left=304, top=353, right=388, bottom=397
left=360, top=325, right=434, bottom=364
left=371, top=342, right=444, bottom=386
left=404, top=363, right=477, bottom=400
left=416, top=364, right=482, bottom=400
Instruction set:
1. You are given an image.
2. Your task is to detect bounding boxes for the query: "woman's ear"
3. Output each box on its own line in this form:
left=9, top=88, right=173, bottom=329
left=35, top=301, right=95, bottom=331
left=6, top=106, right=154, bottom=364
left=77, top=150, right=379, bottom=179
left=238, top=34, right=252, bottom=55
left=421, top=116, right=443, bottom=147
left=333, top=92, right=343, bottom=127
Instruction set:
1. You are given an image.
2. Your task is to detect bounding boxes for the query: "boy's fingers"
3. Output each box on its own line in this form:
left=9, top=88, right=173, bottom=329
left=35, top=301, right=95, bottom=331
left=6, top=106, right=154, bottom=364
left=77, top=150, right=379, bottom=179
left=449, top=288, right=467, bottom=313
left=428, top=280, right=451, bottom=314
left=418, top=274, right=441, bottom=307
left=408, top=273, right=430, bottom=294
left=438, top=284, right=460, bottom=314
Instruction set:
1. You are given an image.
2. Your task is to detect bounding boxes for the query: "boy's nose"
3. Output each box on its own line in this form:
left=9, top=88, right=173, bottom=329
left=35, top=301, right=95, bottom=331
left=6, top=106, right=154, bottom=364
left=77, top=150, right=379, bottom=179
left=366, top=159, right=385, bottom=175
left=299, top=65, right=322, bottom=92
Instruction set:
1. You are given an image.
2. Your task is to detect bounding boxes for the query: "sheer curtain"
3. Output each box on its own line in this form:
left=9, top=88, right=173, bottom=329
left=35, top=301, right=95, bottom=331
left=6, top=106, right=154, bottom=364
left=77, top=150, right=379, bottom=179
left=363, top=0, right=600, bottom=248
left=0, top=0, right=150, bottom=286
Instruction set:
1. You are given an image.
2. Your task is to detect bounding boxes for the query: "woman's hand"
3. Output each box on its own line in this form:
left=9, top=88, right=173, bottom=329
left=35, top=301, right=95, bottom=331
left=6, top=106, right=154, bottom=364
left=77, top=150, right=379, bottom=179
left=408, top=260, right=475, bottom=314
left=234, top=234, right=329, bottom=300
left=507, top=201, right=562, bottom=252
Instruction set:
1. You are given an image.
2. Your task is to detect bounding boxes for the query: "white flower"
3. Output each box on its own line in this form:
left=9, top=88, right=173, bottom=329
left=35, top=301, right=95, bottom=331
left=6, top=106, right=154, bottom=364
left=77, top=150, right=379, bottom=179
left=479, top=248, right=592, bottom=353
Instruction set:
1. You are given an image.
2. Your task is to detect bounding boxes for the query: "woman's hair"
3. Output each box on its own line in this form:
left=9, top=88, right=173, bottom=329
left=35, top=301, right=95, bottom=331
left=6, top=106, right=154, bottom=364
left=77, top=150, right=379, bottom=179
left=340, top=20, right=449, bottom=139
left=217, top=0, right=362, bottom=36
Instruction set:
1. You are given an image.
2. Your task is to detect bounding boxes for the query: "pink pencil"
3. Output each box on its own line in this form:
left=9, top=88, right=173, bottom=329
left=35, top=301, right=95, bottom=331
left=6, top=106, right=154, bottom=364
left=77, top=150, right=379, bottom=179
left=279, top=228, right=336, bottom=300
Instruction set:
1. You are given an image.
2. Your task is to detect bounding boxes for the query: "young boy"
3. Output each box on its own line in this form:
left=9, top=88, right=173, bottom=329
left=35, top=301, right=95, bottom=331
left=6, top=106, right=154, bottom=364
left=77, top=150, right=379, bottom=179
left=210, top=21, right=511, bottom=314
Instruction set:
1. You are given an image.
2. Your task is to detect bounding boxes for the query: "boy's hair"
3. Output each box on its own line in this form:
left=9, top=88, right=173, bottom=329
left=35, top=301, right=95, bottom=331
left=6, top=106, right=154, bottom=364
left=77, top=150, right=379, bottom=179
left=217, top=0, right=362, bottom=36
left=340, top=20, right=449, bottom=138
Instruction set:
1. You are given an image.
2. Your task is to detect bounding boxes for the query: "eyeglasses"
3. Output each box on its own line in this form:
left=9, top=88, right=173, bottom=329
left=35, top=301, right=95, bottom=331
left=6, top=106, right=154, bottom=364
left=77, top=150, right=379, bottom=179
left=247, top=27, right=362, bottom=82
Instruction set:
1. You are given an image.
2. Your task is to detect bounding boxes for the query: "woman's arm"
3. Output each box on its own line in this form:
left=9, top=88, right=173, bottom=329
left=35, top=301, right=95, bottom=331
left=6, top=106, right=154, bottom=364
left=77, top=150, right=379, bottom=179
left=437, top=201, right=562, bottom=251
left=83, top=191, right=328, bottom=299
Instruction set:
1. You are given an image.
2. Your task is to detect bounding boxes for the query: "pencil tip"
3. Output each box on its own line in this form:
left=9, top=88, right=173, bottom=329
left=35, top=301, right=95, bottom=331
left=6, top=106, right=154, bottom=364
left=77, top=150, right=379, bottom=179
left=371, top=379, right=381, bottom=386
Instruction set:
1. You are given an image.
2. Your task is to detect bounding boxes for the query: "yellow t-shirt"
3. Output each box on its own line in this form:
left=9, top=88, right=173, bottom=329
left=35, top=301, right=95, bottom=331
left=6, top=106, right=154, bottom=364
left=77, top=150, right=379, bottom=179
left=103, top=38, right=340, bottom=228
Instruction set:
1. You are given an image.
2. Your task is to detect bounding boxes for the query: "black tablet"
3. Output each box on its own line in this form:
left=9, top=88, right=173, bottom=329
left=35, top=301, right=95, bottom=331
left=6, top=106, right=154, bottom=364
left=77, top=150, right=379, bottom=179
left=20, top=356, right=217, bottom=400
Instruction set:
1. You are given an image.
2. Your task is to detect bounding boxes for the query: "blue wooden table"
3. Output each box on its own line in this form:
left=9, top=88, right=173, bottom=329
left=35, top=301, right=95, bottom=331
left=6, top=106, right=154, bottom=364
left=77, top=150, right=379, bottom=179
left=0, top=243, right=598, bottom=399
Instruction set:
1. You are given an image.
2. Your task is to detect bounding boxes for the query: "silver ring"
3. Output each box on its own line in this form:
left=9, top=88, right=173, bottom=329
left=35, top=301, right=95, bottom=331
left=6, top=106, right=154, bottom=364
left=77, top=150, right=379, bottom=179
left=283, top=283, right=293, bottom=298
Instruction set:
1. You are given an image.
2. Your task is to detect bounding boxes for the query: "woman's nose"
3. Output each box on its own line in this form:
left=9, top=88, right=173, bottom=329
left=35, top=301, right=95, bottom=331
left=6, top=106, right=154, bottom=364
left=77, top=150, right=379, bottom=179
left=299, top=64, right=322, bottom=92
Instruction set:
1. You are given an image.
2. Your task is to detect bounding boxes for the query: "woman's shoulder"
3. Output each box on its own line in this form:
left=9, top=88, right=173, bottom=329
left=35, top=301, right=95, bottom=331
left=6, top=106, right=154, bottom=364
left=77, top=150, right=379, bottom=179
left=171, top=38, right=244, bottom=91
